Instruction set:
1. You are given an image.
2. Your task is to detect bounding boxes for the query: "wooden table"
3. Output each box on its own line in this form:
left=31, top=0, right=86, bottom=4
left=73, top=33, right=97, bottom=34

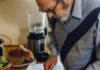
left=11, top=67, right=26, bottom=70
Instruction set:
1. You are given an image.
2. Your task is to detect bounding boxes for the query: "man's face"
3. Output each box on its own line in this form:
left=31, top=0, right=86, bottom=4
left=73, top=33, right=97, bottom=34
left=36, top=0, right=73, bottom=23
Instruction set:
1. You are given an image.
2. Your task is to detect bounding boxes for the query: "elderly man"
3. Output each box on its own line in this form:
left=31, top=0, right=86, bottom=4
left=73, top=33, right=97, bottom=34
left=35, top=0, right=100, bottom=70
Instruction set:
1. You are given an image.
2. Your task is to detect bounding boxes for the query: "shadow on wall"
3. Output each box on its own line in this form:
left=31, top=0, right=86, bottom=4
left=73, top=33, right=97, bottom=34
left=0, top=0, right=6, bottom=2
left=0, top=0, right=38, bottom=25
left=18, top=27, right=29, bottom=45
left=0, top=0, right=39, bottom=45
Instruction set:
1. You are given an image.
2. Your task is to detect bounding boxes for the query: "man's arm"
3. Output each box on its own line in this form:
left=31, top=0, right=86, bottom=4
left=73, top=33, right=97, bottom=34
left=86, top=14, right=100, bottom=70
left=44, top=15, right=59, bottom=70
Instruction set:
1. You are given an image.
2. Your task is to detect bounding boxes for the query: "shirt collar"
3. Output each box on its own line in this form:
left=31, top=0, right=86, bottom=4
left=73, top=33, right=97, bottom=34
left=72, top=0, right=82, bottom=19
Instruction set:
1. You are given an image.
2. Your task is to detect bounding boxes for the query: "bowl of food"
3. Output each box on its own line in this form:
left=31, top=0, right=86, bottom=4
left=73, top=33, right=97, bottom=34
left=7, top=45, right=35, bottom=67
left=0, top=56, right=11, bottom=70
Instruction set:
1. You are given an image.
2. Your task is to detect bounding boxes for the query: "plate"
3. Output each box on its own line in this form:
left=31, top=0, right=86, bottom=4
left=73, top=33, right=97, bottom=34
left=27, top=55, right=65, bottom=70
left=12, top=60, right=36, bottom=68
left=27, top=63, right=44, bottom=70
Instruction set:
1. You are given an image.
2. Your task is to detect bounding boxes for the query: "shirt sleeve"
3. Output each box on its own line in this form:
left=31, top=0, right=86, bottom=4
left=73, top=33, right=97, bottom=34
left=95, top=13, right=100, bottom=59
left=85, top=13, right=100, bottom=70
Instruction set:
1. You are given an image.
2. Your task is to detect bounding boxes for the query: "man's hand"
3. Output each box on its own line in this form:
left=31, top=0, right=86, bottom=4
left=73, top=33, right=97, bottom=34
left=44, top=55, right=57, bottom=70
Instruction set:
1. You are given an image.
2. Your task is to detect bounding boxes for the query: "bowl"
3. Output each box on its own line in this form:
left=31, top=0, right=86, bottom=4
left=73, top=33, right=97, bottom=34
left=7, top=47, right=27, bottom=65
left=7, top=55, right=25, bottom=65
left=7, top=46, right=35, bottom=67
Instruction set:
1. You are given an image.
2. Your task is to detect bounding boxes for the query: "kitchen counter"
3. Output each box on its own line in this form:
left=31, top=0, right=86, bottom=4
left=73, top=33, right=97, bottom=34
left=10, top=56, right=65, bottom=70
left=4, top=45, right=64, bottom=70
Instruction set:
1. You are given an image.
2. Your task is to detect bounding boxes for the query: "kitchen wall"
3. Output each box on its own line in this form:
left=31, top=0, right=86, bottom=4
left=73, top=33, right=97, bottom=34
left=0, top=0, right=39, bottom=45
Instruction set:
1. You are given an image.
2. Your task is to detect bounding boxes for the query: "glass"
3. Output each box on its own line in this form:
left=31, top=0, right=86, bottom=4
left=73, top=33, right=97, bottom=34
left=28, top=11, right=46, bottom=33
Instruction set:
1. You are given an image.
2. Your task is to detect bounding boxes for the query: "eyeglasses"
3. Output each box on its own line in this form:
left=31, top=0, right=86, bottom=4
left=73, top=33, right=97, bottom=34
left=39, top=0, right=59, bottom=14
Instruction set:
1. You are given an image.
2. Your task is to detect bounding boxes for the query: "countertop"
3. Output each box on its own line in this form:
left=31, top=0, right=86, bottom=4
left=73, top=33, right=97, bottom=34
left=11, top=67, right=26, bottom=70
left=4, top=45, right=64, bottom=70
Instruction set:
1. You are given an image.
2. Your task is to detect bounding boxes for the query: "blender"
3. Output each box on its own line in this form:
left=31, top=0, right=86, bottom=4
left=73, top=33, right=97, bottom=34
left=27, top=11, right=49, bottom=62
